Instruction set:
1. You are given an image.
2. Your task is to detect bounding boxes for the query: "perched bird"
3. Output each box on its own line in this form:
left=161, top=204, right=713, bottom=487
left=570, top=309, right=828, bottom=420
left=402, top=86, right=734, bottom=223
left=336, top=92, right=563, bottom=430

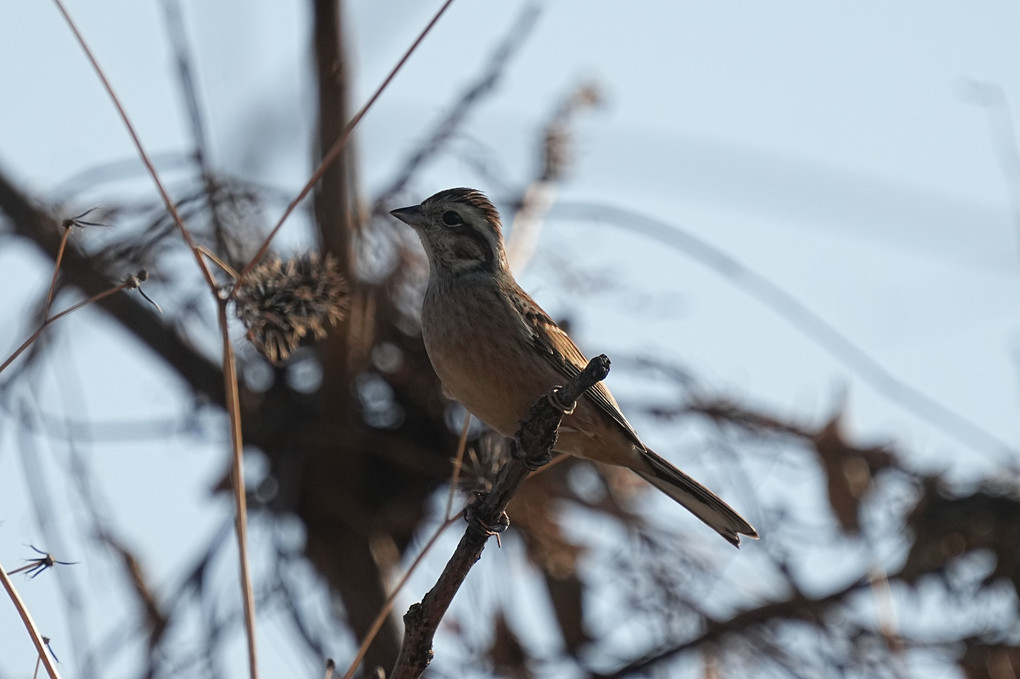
left=391, top=188, right=758, bottom=546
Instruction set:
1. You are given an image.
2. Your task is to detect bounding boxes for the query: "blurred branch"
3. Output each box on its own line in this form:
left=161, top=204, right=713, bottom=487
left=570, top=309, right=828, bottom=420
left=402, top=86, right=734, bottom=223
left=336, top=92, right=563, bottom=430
left=231, top=0, right=456, bottom=294
left=602, top=473, right=1020, bottom=677
left=161, top=0, right=210, bottom=164
left=0, top=168, right=226, bottom=404
left=392, top=355, right=612, bottom=678
left=311, top=0, right=358, bottom=275
left=373, top=4, right=542, bottom=209
left=600, top=576, right=873, bottom=679
left=687, top=394, right=900, bottom=535
left=161, top=0, right=245, bottom=265
left=553, top=200, right=1018, bottom=461
left=506, top=81, right=602, bottom=272
left=963, top=81, right=1020, bottom=265
left=341, top=514, right=461, bottom=679
left=901, top=478, right=1020, bottom=592
left=97, top=530, right=168, bottom=649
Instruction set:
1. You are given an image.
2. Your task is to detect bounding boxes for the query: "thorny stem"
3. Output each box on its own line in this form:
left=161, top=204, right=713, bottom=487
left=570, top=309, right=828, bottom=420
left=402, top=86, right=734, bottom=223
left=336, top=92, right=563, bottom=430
left=0, top=564, right=62, bottom=679
left=0, top=276, right=143, bottom=376
left=42, top=226, right=72, bottom=320
left=229, top=0, right=458, bottom=299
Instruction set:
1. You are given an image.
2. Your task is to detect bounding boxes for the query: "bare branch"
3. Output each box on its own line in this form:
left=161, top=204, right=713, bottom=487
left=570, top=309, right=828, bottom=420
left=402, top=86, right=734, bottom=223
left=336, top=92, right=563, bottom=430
left=391, top=355, right=612, bottom=678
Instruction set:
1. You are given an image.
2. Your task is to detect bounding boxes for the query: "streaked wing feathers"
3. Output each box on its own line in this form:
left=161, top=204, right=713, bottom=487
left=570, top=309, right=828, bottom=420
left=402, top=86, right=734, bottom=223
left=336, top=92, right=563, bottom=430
left=519, top=295, right=643, bottom=448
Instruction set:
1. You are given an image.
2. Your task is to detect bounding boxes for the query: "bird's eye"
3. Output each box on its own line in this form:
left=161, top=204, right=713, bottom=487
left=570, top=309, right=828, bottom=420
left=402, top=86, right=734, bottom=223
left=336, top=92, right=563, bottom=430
left=441, top=210, right=463, bottom=227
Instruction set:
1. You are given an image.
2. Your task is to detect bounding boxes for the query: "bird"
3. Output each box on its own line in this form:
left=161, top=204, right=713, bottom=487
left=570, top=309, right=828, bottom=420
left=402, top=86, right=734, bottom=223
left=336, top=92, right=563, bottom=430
left=391, top=188, right=758, bottom=547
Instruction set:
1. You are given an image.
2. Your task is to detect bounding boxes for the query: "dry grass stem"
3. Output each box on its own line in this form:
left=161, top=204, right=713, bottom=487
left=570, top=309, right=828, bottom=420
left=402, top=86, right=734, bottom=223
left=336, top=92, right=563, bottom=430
left=196, top=244, right=241, bottom=280
left=445, top=412, right=473, bottom=520
left=0, top=564, right=62, bottom=679
left=219, top=301, right=260, bottom=679
left=229, top=0, right=458, bottom=297
left=49, top=0, right=218, bottom=292
left=1, top=273, right=149, bottom=375
left=42, top=225, right=72, bottom=320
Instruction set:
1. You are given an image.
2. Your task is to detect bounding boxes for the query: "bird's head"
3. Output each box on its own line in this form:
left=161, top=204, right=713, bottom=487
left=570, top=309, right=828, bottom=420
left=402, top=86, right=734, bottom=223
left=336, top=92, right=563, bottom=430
left=390, top=188, right=508, bottom=276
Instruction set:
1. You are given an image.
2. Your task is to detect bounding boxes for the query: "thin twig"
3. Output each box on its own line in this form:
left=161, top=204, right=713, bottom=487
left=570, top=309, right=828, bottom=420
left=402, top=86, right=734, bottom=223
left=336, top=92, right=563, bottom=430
left=445, top=413, right=472, bottom=520
left=1, top=276, right=140, bottom=375
left=49, top=0, right=218, bottom=292
left=230, top=0, right=457, bottom=299
left=342, top=514, right=461, bottom=679
left=197, top=244, right=241, bottom=279
left=0, top=564, right=62, bottom=679
left=218, top=300, right=259, bottom=679
left=43, top=207, right=108, bottom=321
left=42, top=226, right=72, bottom=320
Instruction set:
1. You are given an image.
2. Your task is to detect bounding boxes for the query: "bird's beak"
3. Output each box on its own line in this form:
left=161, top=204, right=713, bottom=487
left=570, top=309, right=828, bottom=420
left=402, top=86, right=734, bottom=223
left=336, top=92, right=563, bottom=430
left=390, top=205, right=425, bottom=229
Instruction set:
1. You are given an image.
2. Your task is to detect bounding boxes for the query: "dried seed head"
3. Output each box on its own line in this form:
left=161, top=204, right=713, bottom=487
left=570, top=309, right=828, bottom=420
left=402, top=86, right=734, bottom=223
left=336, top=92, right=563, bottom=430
left=61, top=206, right=109, bottom=230
left=234, top=252, right=350, bottom=364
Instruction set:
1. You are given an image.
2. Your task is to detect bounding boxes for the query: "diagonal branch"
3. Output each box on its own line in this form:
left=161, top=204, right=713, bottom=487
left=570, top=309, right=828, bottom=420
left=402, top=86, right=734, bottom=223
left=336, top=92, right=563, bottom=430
left=391, top=355, right=612, bottom=679
left=598, top=576, right=874, bottom=679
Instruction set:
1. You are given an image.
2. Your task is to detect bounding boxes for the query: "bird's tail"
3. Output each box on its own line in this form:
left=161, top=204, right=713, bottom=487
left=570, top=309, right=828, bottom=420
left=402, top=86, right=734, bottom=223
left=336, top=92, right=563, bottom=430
left=635, top=448, right=758, bottom=547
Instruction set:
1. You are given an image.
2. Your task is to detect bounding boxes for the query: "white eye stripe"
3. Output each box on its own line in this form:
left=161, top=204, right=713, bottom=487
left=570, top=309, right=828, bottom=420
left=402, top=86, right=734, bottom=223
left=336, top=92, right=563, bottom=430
left=451, top=221, right=498, bottom=271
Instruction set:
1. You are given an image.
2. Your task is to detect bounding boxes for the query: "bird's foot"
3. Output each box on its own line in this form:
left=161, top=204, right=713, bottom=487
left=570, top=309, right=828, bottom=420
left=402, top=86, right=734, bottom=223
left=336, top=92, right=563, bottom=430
left=465, top=491, right=510, bottom=547
left=546, top=386, right=577, bottom=415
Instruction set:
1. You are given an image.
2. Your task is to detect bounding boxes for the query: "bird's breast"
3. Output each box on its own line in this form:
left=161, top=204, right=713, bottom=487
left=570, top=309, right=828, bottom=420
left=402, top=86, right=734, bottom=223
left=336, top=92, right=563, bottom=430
left=421, top=278, right=557, bottom=437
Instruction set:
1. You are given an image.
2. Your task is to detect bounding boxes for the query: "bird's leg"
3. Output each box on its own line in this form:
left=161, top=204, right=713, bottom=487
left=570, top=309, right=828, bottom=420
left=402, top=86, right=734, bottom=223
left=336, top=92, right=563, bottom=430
left=464, top=490, right=510, bottom=547
left=512, top=384, right=577, bottom=471
left=545, top=386, right=577, bottom=416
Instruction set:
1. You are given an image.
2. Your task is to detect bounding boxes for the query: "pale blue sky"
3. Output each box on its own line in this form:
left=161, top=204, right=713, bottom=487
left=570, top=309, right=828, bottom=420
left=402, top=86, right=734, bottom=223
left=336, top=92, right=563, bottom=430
left=2, top=2, right=1019, bottom=677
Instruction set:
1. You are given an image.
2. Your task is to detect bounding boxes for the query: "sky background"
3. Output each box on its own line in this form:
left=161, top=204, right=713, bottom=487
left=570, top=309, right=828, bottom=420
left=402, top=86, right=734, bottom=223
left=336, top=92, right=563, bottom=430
left=1, top=2, right=1019, bottom=677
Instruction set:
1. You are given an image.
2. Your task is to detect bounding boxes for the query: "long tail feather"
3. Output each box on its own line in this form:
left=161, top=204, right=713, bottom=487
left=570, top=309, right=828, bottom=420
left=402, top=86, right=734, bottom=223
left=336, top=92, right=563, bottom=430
left=637, top=449, right=758, bottom=547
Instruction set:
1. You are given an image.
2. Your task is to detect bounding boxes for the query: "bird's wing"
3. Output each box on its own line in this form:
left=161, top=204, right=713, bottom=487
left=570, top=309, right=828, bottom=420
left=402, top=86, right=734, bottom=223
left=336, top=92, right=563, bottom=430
left=515, top=290, right=644, bottom=448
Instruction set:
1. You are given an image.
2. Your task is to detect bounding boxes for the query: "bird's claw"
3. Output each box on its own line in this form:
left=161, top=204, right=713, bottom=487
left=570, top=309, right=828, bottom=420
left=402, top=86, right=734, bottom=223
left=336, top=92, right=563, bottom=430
left=547, top=387, right=576, bottom=415
left=465, top=491, right=510, bottom=547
